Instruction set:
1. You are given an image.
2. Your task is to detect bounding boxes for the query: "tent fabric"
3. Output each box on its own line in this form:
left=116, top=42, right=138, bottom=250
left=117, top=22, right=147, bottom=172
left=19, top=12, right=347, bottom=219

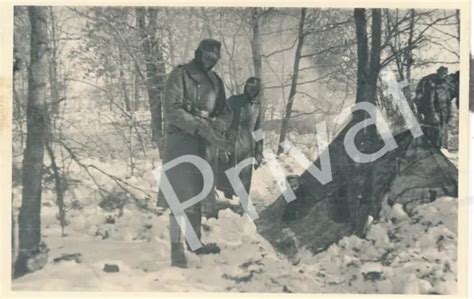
left=255, top=121, right=458, bottom=257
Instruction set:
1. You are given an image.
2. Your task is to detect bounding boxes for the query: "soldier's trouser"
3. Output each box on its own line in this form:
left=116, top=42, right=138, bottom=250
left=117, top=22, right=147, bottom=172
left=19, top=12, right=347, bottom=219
left=202, top=194, right=217, bottom=218
left=423, top=123, right=447, bottom=149
left=169, top=203, right=202, bottom=250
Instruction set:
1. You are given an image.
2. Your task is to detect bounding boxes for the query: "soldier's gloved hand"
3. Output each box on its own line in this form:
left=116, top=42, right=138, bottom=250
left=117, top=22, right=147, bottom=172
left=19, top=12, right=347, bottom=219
left=196, top=120, right=232, bottom=151
left=202, top=130, right=230, bottom=150
left=218, top=150, right=231, bottom=164
left=212, top=118, right=228, bottom=135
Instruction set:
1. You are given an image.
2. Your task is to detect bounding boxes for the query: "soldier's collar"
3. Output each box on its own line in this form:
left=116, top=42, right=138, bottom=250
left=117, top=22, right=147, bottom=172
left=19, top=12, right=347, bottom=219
left=183, top=60, right=220, bottom=91
left=185, top=60, right=210, bottom=75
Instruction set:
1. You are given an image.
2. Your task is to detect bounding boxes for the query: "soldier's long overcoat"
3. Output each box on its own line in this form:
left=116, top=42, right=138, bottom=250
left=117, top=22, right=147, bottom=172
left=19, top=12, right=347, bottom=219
left=157, top=60, right=231, bottom=208
left=216, top=93, right=263, bottom=196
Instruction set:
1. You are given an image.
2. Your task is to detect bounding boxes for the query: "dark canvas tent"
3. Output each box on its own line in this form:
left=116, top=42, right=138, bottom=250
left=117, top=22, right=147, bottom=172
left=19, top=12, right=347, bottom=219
left=255, top=120, right=458, bottom=257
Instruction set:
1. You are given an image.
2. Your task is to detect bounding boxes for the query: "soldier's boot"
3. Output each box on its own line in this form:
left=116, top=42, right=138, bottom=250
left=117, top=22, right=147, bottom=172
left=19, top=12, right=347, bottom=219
left=202, top=194, right=218, bottom=219
left=184, top=209, right=220, bottom=255
left=171, top=242, right=187, bottom=268
left=224, top=191, right=233, bottom=199
left=194, top=243, right=221, bottom=255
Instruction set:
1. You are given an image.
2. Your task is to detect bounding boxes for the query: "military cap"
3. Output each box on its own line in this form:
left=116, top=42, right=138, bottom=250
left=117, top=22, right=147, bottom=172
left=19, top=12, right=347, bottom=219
left=197, top=38, right=221, bottom=56
left=437, top=66, right=448, bottom=73
left=245, top=77, right=261, bottom=86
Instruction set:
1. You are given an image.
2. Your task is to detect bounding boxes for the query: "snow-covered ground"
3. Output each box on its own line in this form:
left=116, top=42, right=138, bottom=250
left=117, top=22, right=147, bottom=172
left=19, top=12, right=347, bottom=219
left=11, top=147, right=459, bottom=294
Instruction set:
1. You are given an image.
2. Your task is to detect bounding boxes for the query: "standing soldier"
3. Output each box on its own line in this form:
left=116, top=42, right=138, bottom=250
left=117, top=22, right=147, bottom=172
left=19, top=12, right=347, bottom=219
left=157, top=39, right=232, bottom=268
left=216, top=77, right=264, bottom=200
left=415, top=66, right=451, bottom=148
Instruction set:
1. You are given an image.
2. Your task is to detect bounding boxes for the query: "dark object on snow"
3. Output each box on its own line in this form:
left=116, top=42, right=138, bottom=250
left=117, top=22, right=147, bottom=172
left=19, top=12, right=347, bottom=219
left=105, top=215, right=115, bottom=224
left=98, top=191, right=127, bottom=212
left=53, top=253, right=81, bottom=263
left=222, top=268, right=262, bottom=283
left=256, top=121, right=458, bottom=257
left=362, top=271, right=383, bottom=281
left=195, top=242, right=221, bottom=255
left=103, top=264, right=120, bottom=273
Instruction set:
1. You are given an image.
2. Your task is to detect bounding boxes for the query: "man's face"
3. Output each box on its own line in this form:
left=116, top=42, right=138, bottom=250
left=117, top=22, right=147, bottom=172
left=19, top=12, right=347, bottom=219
left=245, top=82, right=261, bottom=99
left=201, top=50, right=219, bottom=71
left=438, top=69, right=448, bottom=79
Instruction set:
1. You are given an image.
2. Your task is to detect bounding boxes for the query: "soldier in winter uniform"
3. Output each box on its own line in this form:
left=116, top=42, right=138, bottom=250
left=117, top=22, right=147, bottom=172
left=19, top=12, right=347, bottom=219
left=415, top=66, right=452, bottom=148
left=216, top=77, right=264, bottom=200
left=157, top=39, right=232, bottom=268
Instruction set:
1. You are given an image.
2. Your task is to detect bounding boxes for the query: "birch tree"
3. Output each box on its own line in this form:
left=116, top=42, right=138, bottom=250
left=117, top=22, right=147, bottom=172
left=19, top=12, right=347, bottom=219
left=15, top=6, right=50, bottom=277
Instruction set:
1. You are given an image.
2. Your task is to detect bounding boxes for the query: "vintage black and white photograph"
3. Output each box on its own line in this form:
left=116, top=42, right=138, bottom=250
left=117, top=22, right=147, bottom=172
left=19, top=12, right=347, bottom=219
left=5, top=2, right=468, bottom=295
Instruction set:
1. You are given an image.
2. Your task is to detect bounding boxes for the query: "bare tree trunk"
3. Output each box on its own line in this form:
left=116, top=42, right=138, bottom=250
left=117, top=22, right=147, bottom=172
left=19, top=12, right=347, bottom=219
left=133, top=70, right=140, bottom=111
left=45, top=144, right=67, bottom=236
left=47, top=8, right=68, bottom=234
left=48, top=7, right=60, bottom=115
left=277, top=8, right=306, bottom=155
left=14, top=6, right=49, bottom=278
left=118, top=50, right=132, bottom=111
left=119, top=70, right=132, bottom=111
left=354, top=8, right=369, bottom=105
left=136, top=8, right=165, bottom=147
left=250, top=8, right=266, bottom=121
left=455, top=10, right=460, bottom=42
left=353, top=8, right=381, bottom=112
left=348, top=8, right=382, bottom=237
left=353, top=8, right=382, bottom=137
left=406, top=9, right=415, bottom=83
left=164, top=9, right=176, bottom=66
left=367, top=9, right=382, bottom=104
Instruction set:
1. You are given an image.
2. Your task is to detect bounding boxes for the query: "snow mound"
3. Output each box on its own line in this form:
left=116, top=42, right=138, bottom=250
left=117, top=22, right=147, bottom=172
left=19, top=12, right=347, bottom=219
left=295, top=196, right=457, bottom=294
